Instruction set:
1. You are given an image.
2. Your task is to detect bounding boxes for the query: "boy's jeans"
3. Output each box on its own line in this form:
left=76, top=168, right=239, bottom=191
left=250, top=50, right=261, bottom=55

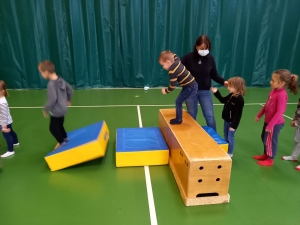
left=175, top=83, right=198, bottom=122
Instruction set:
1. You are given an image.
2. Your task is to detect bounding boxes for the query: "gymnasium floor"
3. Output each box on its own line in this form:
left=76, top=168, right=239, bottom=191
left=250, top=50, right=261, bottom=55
left=0, top=88, right=299, bottom=225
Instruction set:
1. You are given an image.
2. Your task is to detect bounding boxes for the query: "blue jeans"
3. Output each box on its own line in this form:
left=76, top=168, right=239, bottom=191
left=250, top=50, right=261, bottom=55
left=175, top=84, right=198, bottom=122
left=1, top=124, right=19, bottom=152
left=224, top=121, right=236, bottom=155
left=185, top=90, right=217, bottom=130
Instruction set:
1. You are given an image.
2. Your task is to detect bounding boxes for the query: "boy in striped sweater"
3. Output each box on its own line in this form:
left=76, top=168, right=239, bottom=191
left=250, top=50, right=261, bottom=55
left=0, top=80, right=19, bottom=158
left=159, top=50, right=198, bottom=124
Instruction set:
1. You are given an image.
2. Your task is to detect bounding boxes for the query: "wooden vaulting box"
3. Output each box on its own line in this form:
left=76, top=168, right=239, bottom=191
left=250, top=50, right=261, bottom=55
left=159, top=109, right=232, bottom=206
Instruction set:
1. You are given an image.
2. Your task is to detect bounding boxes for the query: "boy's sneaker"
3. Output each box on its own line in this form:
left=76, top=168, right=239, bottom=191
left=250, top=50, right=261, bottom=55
left=1, top=151, right=15, bottom=158
left=54, top=142, right=67, bottom=151
left=64, top=138, right=70, bottom=143
left=228, top=154, right=233, bottom=158
left=281, top=156, right=297, bottom=162
left=13, top=143, right=20, bottom=146
left=296, top=165, right=300, bottom=171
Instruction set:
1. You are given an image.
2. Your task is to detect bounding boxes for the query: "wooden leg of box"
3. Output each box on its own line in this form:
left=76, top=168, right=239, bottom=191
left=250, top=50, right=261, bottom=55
left=169, top=159, right=230, bottom=206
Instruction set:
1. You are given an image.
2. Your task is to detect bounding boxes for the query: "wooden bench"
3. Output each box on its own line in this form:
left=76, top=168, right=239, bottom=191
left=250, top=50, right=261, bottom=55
left=158, top=109, right=232, bottom=206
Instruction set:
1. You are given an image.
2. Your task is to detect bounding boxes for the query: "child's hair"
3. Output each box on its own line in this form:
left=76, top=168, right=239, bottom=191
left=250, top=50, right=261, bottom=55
left=273, top=69, right=298, bottom=95
left=228, top=76, right=246, bottom=96
left=194, top=34, right=212, bottom=53
left=38, top=60, right=55, bottom=73
left=158, top=50, right=174, bottom=63
left=0, top=80, right=9, bottom=97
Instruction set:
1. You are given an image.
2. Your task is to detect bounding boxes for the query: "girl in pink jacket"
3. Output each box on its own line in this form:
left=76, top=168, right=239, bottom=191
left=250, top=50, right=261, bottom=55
left=254, top=69, right=298, bottom=166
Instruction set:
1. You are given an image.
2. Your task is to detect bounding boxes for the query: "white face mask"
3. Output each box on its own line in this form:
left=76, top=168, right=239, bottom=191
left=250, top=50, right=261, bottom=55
left=198, top=49, right=209, bottom=56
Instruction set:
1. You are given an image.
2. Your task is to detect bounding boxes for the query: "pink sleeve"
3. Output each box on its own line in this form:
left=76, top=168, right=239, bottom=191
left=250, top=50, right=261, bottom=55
left=257, top=105, right=266, bottom=118
left=266, top=94, right=287, bottom=130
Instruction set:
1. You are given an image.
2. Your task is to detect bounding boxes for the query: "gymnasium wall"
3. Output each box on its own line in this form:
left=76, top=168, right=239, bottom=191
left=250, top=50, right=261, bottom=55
left=0, top=0, right=300, bottom=89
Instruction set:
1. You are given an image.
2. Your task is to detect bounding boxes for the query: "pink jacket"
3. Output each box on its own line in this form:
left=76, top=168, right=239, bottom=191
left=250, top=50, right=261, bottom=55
left=257, top=88, right=288, bottom=130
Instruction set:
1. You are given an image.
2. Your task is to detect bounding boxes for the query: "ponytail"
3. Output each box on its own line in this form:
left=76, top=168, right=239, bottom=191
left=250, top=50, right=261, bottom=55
left=0, top=80, right=8, bottom=97
left=289, top=74, right=298, bottom=95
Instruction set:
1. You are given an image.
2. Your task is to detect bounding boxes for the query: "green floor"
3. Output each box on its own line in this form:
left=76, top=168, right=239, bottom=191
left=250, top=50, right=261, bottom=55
left=0, top=88, right=299, bottom=225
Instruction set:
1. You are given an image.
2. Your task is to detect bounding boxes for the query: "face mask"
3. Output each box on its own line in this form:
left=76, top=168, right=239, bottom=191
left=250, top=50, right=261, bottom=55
left=198, top=49, right=209, bottom=56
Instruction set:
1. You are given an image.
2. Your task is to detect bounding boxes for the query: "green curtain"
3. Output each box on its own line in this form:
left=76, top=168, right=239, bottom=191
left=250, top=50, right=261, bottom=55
left=0, top=0, right=300, bottom=89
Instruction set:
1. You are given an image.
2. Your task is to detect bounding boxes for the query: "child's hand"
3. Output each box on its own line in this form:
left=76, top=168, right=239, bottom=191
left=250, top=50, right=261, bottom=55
left=1, top=126, right=11, bottom=133
left=43, top=110, right=48, bottom=118
left=161, top=88, right=167, bottom=95
left=67, top=101, right=71, bottom=106
left=229, top=127, right=235, bottom=131
left=211, top=87, right=218, bottom=93
left=265, top=128, right=272, bottom=132
left=224, top=81, right=228, bottom=87
left=255, top=117, right=260, bottom=122
left=291, top=121, right=295, bottom=127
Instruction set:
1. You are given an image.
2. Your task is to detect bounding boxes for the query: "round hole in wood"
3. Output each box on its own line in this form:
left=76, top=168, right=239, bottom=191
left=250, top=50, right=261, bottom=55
left=199, top=166, right=204, bottom=170
left=216, top=178, right=220, bottom=181
left=198, top=179, right=202, bottom=182
left=218, top=165, right=222, bottom=169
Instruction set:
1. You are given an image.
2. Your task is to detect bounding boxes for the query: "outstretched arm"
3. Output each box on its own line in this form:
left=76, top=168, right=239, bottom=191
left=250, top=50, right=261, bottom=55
left=211, top=88, right=231, bottom=103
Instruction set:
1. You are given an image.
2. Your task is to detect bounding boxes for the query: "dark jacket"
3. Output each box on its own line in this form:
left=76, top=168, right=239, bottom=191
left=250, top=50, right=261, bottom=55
left=213, top=90, right=244, bottom=129
left=181, top=52, right=225, bottom=90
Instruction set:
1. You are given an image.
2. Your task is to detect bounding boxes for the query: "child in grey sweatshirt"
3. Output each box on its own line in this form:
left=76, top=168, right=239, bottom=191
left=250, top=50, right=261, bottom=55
left=282, top=98, right=300, bottom=171
left=38, top=60, right=73, bottom=149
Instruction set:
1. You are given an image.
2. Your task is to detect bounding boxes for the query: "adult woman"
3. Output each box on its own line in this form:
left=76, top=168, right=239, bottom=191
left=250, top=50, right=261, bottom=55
left=181, top=34, right=228, bottom=131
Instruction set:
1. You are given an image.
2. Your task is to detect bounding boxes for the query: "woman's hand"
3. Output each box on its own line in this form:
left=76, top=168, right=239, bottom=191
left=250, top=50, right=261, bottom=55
left=255, top=117, right=259, bottom=122
left=211, top=87, right=218, bottom=93
left=161, top=88, right=167, bottom=94
left=224, top=81, right=228, bottom=87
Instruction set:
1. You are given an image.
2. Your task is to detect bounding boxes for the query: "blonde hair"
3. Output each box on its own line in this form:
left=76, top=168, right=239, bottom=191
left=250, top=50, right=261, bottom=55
left=0, top=80, right=9, bottom=97
left=158, top=50, right=175, bottom=63
left=228, top=77, right=246, bottom=96
left=273, top=69, right=298, bottom=95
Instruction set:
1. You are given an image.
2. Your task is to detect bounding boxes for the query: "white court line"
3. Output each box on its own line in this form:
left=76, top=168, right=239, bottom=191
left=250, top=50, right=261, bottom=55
left=259, top=104, right=293, bottom=120
left=9, top=102, right=298, bottom=109
left=137, top=105, right=158, bottom=225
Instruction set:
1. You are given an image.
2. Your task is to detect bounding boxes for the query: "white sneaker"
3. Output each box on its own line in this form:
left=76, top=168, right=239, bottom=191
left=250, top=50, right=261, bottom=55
left=1, top=151, right=15, bottom=158
left=228, top=154, right=233, bottom=158
left=282, top=156, right=297, bottom=162
left=13, top=143, right=20, bottom=146
left=296, top=165, right=300, bottom=171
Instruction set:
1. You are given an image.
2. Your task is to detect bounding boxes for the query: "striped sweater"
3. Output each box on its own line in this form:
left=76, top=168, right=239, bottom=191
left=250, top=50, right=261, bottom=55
left=165, top=54, right=196, bottom=93
left=0, top=97, right=13, bottom=126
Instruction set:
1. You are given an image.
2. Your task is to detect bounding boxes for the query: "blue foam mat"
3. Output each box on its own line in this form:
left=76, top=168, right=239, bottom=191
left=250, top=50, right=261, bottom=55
left=116, top=127, right=168, bottom=152
left=46, top=121, right=104, bottom=157
left=202, top=126, right=228, bottom=145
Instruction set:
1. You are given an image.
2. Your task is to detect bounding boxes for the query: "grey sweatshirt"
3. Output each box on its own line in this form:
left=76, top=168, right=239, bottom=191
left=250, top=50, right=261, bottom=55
left=44, top=77, right=73, bottom=117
